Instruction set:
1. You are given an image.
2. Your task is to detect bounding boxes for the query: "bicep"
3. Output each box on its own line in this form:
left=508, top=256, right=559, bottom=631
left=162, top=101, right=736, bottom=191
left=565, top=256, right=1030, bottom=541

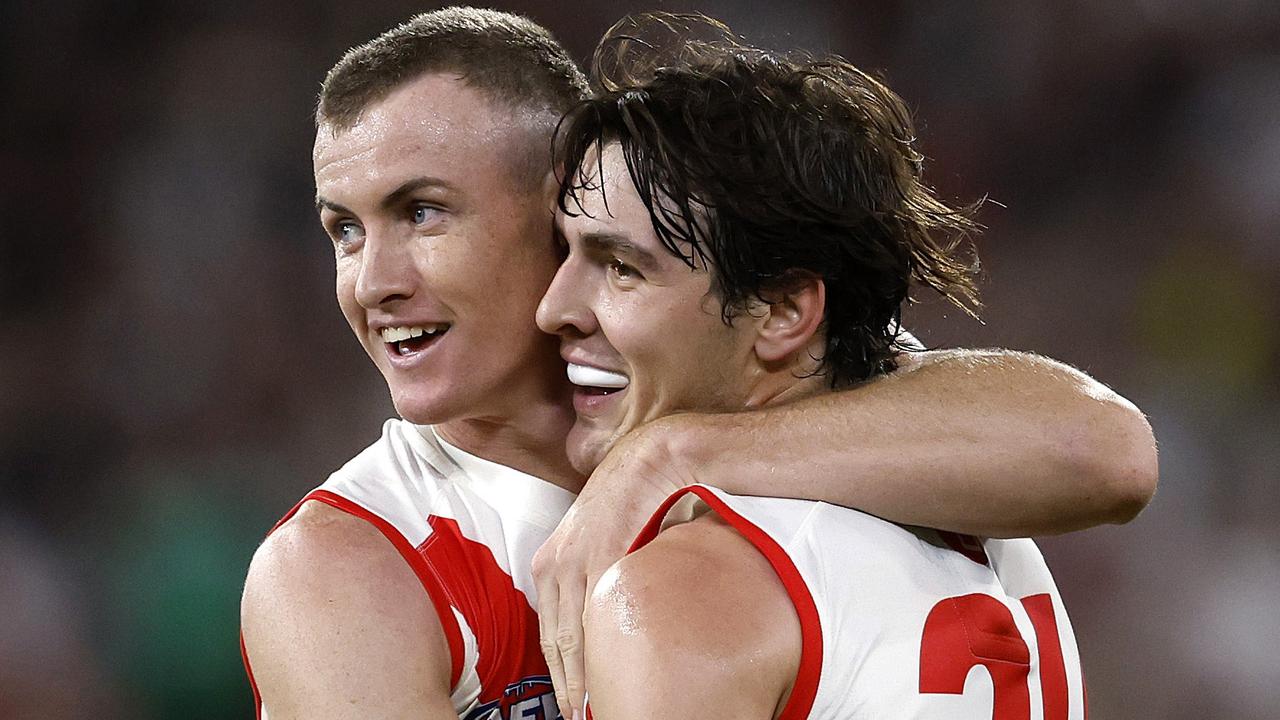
left=240, top=511, right=457, bottom=720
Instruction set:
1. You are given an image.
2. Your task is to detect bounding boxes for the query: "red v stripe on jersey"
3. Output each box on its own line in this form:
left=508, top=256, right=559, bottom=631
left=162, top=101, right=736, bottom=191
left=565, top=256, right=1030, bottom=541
left=420, top=514, right=550, bottom=700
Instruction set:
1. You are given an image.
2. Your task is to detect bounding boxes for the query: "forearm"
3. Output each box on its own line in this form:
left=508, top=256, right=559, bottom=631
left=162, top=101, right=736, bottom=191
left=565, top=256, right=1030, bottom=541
left=660, top=348, right=1157, bottom=537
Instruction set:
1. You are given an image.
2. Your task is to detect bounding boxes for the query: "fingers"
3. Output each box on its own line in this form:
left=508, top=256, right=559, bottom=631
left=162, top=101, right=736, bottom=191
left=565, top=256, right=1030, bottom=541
left=556, top=573, right=588, bottom=717
left=535, top=551, right=570, bottom=718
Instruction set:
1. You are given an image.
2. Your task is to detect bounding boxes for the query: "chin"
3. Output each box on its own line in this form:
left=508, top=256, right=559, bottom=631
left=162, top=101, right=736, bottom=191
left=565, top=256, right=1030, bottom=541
left=566, top=445, right=600, bottom=476
left=566, top=426, right=610, bottom=475
left=390, top=387, right=464, bottom=426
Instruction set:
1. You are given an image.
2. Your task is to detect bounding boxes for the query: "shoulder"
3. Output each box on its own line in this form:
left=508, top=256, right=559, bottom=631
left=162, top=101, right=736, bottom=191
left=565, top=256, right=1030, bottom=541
left=241, top=500, right=454, bottom=717
left=583, top=513, right=800, bottom=716
left=243, top=500, right=425, bottom=614
left=615, top=507, right=822, bottom=668
left=316, top=420, right=463, bottom=543
left=613, top=511, right=796, bottom=616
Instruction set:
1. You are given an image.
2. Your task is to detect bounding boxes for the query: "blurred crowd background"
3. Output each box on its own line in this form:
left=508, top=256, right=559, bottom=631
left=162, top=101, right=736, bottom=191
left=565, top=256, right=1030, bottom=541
left=2, top=0, right=1276, bottom=717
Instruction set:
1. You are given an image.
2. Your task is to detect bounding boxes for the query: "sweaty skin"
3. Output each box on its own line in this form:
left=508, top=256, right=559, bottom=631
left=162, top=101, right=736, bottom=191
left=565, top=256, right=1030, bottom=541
left=536, top=143, right=832, bottom=718
left=317, top=74, right=580, bottom=486
left=244, top=68, right=1156, bottom=720
left=585, top=515, right=801, bottom=719
left=532, top=144, right=1156, bottom=718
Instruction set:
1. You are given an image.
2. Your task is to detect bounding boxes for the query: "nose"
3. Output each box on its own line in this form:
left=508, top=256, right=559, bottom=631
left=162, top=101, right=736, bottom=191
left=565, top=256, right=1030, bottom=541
left=536, top=257, right=596, bottom=338
left=354, top=228, right=416, bottom=309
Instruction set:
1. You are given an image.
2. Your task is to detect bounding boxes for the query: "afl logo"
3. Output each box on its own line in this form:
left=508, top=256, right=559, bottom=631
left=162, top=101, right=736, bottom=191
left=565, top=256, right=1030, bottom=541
left=463, top=675, right=560, bottom=720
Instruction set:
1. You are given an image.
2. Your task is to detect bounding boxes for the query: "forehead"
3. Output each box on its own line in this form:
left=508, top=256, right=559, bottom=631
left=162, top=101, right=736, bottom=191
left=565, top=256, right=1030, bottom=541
left=562, top=143, right=711, bottom=271
left=563, top=144, right=653, bottom=231
left=313, top=73, right=521, bottom=190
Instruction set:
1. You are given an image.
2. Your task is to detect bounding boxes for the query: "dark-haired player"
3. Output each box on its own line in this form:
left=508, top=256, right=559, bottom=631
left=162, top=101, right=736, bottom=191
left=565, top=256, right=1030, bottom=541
left=539, top=18, right=1088, bottom=719
left=241, top=8, right=1151, bottom=719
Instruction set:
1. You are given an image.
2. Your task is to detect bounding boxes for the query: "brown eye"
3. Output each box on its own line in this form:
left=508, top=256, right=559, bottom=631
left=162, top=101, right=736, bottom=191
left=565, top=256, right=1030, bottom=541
left=609, top=258, right=638, bottom=280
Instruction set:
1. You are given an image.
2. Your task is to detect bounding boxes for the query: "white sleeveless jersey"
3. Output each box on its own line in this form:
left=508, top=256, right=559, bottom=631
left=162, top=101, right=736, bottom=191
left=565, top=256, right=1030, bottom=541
left=630, top=484, right=1087, bottom=720
left=243, top=419, right=574, bottom=720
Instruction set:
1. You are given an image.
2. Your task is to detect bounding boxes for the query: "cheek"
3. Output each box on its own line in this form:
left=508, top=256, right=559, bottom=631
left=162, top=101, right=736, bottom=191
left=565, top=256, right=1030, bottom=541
left=503, top=258, right=559, bottom=301
left=658, top=310, right=744, bottom=396
left=484, top=262, right=560, bottom=325
left=334, top=260, right=352, bottom=291
left=503, top=211, right=560, bottom=278
left=333, top=263, right=358, bottom=309
left=463, top=221, right=558, bottom=294
left=333, top=262, right=371, bottom=341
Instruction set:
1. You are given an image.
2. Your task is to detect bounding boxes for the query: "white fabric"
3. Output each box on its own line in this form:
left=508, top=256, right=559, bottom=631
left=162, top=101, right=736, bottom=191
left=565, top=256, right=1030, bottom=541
left=673, top=485, right=1087, bottom=720
left=318, top=419, right=575, bottom=600
left=305, top=419, right=573, bottom=718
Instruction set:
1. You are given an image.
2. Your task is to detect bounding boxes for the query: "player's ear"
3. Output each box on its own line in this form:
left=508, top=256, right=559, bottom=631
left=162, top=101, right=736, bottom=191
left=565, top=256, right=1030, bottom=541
left=753, top=273, right=826, bottom=364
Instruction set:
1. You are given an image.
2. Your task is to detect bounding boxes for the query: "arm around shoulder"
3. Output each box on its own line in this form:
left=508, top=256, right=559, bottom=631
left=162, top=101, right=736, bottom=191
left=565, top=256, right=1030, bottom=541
left=240, top=501, right=457, bottom=720
left=640, top=347, right=1157, bottom=537
left=583, top=515, right=801, bottom=719
left=899, top=348, right=1158, bottom=527
left=1033, top=351, right=1158, bottom=525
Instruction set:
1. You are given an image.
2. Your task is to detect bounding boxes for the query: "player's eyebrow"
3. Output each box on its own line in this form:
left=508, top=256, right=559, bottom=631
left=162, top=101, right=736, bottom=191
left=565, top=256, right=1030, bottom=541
left=581, top=231, right=662, bottom=272
left=314, top=176, right=458, bottom=214
left=315, top=196, right=349, bottom=215
left=380, top=176, right=457, bottom=210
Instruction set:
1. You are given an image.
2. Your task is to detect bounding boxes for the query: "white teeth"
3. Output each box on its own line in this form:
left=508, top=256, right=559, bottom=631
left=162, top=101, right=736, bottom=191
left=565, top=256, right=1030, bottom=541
left=567, top=363, right=630, bottom=389
left=379, top=324, right=448, bottom=344
left=381, top=326, right=415, bottom=343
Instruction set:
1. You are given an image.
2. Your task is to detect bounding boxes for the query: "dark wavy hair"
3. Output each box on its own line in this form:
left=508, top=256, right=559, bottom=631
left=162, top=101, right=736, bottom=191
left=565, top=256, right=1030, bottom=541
left=555, top=14, right=981, bottom=386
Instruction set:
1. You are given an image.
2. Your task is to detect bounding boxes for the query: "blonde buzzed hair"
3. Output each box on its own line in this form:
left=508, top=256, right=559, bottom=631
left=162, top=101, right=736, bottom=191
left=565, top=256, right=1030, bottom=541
left=319, top=6, right=588, bottom=129
left=318, top=7, right=590, bottom=185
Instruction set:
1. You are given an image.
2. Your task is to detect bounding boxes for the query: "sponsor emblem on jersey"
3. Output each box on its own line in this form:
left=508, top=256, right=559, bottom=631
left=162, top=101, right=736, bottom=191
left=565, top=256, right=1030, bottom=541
left=463, top=675, right=560, bottom=720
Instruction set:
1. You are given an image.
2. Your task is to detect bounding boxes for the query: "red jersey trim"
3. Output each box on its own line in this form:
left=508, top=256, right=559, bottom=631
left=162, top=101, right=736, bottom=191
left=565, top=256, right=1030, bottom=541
left=240, top=632, right=263, bottom=719
left=301, top=489, right=466, bottom=689
left=628, top=485, right=823, bottom=720
left=937, top=530, right=989, bottom=566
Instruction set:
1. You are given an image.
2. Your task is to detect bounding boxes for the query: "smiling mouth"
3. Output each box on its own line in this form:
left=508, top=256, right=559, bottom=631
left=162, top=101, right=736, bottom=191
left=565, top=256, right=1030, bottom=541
left=380, top=324, right=450, bottom=356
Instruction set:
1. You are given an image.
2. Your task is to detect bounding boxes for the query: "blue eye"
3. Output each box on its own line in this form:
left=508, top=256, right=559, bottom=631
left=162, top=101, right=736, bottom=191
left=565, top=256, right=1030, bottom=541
left=332, top=221, right=364, bottom=251
left=411, top=205, right=441, bottom=225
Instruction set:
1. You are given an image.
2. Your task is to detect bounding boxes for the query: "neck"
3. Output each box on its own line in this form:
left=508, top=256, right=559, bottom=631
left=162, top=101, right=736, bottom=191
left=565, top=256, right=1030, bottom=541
left=435, top=349, right=586, bottom=493
left=742, top=338, right=830, bottom=409
left=437, top=411, right=584, bottom=493
left=745, top=371, right=828, bottom=409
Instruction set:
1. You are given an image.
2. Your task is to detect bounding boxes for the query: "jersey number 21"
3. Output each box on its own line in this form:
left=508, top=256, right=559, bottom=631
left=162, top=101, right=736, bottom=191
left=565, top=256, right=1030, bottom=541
left=919, top=593, right=1081, bottom=720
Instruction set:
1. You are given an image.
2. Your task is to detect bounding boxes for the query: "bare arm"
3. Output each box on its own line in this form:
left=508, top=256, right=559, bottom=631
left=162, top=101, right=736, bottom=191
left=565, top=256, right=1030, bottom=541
left=583, top=516, right=797, bottom=719
left=240, top=502, right=458, bottom=720
left=646, top=348, right=1158, bottom=537
left=537, top=347, right=1157, bottom=715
